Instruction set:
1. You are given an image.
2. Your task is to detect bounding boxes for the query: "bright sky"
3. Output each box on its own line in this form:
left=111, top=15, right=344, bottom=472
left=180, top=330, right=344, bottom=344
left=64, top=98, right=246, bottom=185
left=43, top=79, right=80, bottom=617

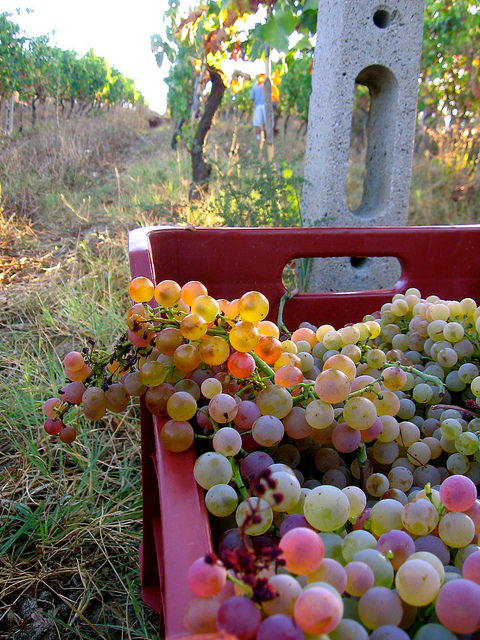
left=2, top=0, right=173, bottom=114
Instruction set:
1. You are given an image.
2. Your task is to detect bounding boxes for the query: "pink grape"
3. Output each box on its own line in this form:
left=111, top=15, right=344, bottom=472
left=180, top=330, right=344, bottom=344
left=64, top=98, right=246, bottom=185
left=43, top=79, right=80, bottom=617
left=213, top=427, right=242, bottom=456
left=279, top=514, right=312, bottom=537
left=352, top=548, right=394, bottom=588
left=307, top=557, right=347, bottom=593
left=183, top=596, right=220, bottom=634
left=43, top=397, right=61, bottom=417
left=240, top=451, right=274, bottom=483
left=344, top=561, right=375, bottom=596
left=59, top=425, right=76, bottom=443
left=209, top=392, right=238, bottom=423
left=63, top=350, right=85, bottom=372
left=187, top=556, right=227, bottom=597
left=361, top=416, right=383, bottom=442
left=463, top=550, right=480, bottom=584
left=465, top=499, right=480, bottom=533
left=60, top=381, right=87, bottom=404
left=252, top=414, right=284, bottom=447
left=216, top=595, right=262, bottom=640
left=234, top=400, right=261, bottom=430
left=370, top=626, right=410, bottom=640
left=439, top=474, right=477, bottom=512
left=358, top=586, right=403, bottom=630
left=217, top=529, right=252, bottom=564
left=353, top=507, right=372, bottom=530
left=331, top=422, right=362, bottom=453
left=414, top=534, right=450, bottom=565
left=435, top=578, right=480, bottom=633
left=293, top=585, right=343, bottom=634
left=376, top=530, right=415, bottom=570
left=279, top=526, right=324, bottom=575
left=43, top=417, right=63, bottom=435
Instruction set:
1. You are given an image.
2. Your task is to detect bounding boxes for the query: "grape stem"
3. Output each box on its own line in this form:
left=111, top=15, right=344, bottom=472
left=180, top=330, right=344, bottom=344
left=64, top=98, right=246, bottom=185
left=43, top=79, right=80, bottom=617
left=249, top=352, right=275, bottom=380
left=346, top=381, right=384, bottom=401
left=382, top=362, right=444, bottom=390
left=433, top=403, right=480, bottom=419
left=226, top=571, right=252, bottom=596
left=230, top=457, right=249, bottom=500
left=425, top=482, right=445, bottom=516
left=277, top=288, right=299, bottom=335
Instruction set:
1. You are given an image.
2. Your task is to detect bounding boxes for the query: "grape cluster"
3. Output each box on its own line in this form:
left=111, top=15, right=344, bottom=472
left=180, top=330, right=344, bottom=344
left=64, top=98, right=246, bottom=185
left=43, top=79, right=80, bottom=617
left=42, top=278, right=480, bottom=639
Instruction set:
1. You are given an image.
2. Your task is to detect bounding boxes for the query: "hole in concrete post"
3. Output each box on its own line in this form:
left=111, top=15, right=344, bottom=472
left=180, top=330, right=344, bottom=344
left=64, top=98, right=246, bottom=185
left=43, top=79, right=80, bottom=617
left=347, top=85, right=370, bottom=211
left=350, top=257, right=368, bottom=269
left=373, top=9, right=391, bottom=28
left=347, top=65, right=399, bottom=217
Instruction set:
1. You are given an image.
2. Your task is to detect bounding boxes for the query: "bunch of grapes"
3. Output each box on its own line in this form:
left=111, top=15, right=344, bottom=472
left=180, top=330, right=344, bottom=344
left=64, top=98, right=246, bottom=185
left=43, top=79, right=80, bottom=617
left=42, top=277, right=480, bottom=639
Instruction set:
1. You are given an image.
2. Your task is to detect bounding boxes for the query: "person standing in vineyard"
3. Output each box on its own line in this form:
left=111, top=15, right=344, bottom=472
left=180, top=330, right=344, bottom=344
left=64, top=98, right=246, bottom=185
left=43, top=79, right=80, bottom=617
left=250, top=74, right=266, bottom=146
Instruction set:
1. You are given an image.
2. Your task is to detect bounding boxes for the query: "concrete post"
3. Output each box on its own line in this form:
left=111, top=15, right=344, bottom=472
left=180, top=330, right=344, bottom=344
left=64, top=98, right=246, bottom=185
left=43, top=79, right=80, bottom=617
left=301, top=0, right=425, bottom=292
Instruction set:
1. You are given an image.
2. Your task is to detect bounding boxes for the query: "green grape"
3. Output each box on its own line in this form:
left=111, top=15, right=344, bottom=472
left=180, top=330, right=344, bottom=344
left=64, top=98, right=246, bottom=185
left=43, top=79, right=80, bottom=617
left=193, top=452, right=232, bottom=490
left=455, top=431, right=479, bottom=455
left=236, top=497, right=273, bottom=535
left=304, top=485, right=350, bottom=532
left=341, top=530, right=377, bottom=563
left=256, top=384, right=293, bottom=419
left=395, top=558, right=441, bottom=606
left=205, top=484, right=238, bottom=517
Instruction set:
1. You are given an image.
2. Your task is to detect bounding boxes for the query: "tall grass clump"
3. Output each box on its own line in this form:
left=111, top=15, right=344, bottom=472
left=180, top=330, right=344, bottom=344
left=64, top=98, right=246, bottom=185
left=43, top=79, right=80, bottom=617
left=409, top=123, right=480, bottom=225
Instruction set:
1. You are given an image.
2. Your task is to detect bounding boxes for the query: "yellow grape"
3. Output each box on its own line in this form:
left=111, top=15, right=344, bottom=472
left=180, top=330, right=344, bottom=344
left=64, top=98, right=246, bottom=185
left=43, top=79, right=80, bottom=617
left=238, top=290, right=269, bottom=322
left=160, top=420, right=194, bottom=452
left=154, top=279, right=181, bottom=307
left=180, top=313, right=208, bottom=340
left=191, top=295, right=220, bottom=323
left=229, top=321, right=259, bottom=352
left=128, top=276, right=155, bottom=303
left=258, top=320, right=280, bottom=338
left=181, top=280, right=208, bottom=306
left=315, top=324, right=335, bottom=342
left=138, top=360, right=167, bottom=387
left=323, top=353, right=357, bottom=382
left=166, top=391, right=197, bottom=421
left=155, top=327, right=184, bottom=356
left=199, top=336, right=230, bottom=366
left=173, top=343, right=201, bottom=372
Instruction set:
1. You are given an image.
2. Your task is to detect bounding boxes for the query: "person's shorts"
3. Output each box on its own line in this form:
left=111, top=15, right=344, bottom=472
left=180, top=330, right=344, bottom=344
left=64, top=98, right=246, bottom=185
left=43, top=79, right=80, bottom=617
left=253, top=104, right=266, bottom=127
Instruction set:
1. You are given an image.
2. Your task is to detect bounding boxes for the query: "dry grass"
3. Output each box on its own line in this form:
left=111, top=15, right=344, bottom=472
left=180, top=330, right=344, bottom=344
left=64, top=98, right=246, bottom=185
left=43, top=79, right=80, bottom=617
left=409, top=124, right=480, bottom=225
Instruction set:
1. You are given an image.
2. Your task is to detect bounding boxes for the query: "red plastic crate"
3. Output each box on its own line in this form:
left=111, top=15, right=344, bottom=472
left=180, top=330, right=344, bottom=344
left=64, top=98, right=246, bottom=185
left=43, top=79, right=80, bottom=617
left=128, top=225, right=480, bottom=639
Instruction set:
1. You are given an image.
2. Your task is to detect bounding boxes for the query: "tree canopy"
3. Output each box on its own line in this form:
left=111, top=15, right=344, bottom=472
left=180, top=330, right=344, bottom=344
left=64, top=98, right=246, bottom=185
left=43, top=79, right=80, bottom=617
left=157, top=0, right=480, bottom=130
